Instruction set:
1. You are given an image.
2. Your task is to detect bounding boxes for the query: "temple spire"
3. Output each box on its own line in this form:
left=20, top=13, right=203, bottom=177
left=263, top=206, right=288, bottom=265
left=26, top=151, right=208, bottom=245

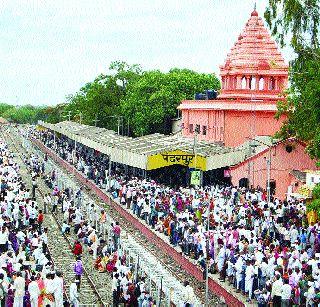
left=254, top=2, right=256, bottom=11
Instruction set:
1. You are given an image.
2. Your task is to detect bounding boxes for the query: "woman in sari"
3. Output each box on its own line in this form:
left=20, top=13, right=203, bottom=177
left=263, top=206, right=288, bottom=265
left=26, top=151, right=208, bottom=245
left=96, top=254, right=111, bottom=272
left=106, top=254, right=118, bottom=273
left=36, top=273, right=45, bottom=307
left=8, top=231, right=19, bottom=253
left=5, top=288, right=14, bottom=307
left=23, top=290, right=31, bottom=307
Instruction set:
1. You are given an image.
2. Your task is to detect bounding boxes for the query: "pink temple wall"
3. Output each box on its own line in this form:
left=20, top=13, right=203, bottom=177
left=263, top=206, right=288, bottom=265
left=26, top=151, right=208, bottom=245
left=224, top=111, right=286, bottom=147
left=181, top=109, right=286, bottom=146
left=230, top=142, right=317, bottom=198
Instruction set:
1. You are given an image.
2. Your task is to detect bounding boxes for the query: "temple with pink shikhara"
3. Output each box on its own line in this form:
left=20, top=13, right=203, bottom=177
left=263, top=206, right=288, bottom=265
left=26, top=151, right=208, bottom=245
left=177, top=8, right=318, bottom=197
left=178, top=8, right=288, bottom=147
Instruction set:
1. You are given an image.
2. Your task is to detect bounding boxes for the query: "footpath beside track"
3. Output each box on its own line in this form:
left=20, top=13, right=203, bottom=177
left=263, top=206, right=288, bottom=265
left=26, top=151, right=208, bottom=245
left=28, top=133, right=245, bottom=307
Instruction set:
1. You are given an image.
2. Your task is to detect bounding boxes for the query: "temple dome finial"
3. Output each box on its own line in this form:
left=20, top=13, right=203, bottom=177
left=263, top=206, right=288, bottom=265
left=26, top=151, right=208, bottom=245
left=251, top=2, right=258, bottom=16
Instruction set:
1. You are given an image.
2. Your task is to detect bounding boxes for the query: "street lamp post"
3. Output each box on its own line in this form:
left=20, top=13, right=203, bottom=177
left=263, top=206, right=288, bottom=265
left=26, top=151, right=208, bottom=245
left=92, top=114, right=100, bottom=127
left=105, top=115, right=123, bottom=135
left=266, top=147, right=271, bottom=204
left=246, top=137, right=272, bottom=203
left=53, top=132, right=56, bottom=150
left=79, top=112, right=82, bottom=125
left=205, top=202, right=211, bottom=306
left=192, top=126, right=203, bottom=186
left=108, top=156, right=112, bottom=190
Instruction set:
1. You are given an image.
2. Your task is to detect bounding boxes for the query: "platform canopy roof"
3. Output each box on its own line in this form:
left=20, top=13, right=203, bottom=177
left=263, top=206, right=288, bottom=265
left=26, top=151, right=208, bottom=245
left=38, top=120, right=266, bottom=171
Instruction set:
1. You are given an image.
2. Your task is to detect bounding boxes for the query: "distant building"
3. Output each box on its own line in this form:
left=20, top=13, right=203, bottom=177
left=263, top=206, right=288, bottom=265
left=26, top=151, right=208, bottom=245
left=306, top=171, right=320, bottom=187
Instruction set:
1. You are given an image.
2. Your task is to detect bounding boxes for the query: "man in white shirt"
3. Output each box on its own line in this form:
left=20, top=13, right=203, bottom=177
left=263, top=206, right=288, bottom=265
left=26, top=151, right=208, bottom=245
left=0, top=227, right=8, bottom=253
left=271, top=274, right=283, bottom=307
left=53, top=271, right=64, bottom=306
left=112, top=273, right=120, bottom=306
left=13, top=271, right=25, bottom=307
left=235, top=256, right=244, bottom=290
left=305, top=281, right=315, bottom=306
left=281, top=278, right=292, bottom=307
left=245, top=260, right=256, bottom=301
left=69, top=280, right=79, bottom=307
left=28, top=275, right=40, bottom=307
left=183, top=281, right=196, bottom=306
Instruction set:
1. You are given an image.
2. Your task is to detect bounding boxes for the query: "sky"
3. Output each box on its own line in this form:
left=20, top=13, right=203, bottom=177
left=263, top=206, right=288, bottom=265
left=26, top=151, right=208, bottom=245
left=0, top=0, right=293, bottom=106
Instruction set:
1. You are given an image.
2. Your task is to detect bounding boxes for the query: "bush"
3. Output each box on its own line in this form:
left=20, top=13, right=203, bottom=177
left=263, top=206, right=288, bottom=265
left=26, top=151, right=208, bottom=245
left=312, top=183, right=320, bottom=199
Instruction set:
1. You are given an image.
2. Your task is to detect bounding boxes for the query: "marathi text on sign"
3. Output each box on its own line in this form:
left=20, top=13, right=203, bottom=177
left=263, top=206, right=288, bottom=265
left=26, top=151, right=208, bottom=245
left=147, top=150, right=206, bottom=171
left=161, top=154, right=194, bottom=166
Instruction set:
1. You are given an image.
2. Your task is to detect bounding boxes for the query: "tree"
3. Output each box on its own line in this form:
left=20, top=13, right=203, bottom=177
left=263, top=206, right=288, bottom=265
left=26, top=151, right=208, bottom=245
left=63, top=62, right=142, bottom=131
left=0, top=103, right=14, bottom=116
left=31, top=61, right=219, bottom=137
left=265, top=0, right=320, bottom=161
left=121, top=68, right=220, bottom=136
left=63, top=76, right=123, bottom=130
left=2, top=105, right=43, bottom=124
left=265, top=0, right=319, bottom=49
left=44, top=104, right=67, bottom=123
left=109, top=61, right=142, bottom=92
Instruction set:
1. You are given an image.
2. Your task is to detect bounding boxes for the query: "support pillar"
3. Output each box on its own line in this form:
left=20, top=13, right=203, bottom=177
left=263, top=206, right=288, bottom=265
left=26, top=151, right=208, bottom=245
left=275, top=77, right=279, bottom=90
left=236, top=76, right=242, bottom=89
left=245, top=76, right=250, bottom=89
left=255, top=76, right=259, bottom=90
left=264, top=76, right=269, bottom=90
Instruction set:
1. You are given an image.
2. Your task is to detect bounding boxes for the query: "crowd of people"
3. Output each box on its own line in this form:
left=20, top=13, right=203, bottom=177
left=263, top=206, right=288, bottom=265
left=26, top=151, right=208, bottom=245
left=34, top=128, right=320, bottom=306
left=0, top=137, right=68, bottom=307
left=25, top=130, right=162, bottom=306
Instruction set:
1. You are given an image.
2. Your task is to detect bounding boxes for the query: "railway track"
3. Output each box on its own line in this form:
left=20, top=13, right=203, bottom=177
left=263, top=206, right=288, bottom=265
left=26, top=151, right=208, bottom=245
left=22, top=129, right=225, bottom=306
left=1, top=127, right=108, bottom=307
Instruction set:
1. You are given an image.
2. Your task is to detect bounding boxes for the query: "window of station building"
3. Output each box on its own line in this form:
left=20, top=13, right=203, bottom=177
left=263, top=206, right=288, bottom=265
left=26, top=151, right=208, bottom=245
left=189, top=124, right=193, bottom=133
left=202, top=125, right=207, bottom=135
left=195, top=124, right=200, bottom=134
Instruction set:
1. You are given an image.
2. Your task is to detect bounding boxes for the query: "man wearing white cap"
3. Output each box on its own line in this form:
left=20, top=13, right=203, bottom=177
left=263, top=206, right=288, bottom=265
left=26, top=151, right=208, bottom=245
left=13, top=271, right=25, bottom=307
left=53, top=271, right=64, bottom=307
left=234, top=255, right=244, bottom=291
left=28, top=275, right=40, bottom=307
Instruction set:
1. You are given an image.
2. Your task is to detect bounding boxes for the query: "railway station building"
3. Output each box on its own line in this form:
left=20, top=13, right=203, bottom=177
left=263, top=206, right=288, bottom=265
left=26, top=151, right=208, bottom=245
left=37, top=9, right=318, bottom=199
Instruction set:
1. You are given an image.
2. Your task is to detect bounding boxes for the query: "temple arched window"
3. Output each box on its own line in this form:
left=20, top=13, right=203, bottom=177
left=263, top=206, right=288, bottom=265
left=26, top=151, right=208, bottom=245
left=250, top=76, right=256, bottom=90
left=269, top=77, right=275, bottom=90
left=259, top=77, right=264, bottom=90
left=241, top=76, right=246, bottom=89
